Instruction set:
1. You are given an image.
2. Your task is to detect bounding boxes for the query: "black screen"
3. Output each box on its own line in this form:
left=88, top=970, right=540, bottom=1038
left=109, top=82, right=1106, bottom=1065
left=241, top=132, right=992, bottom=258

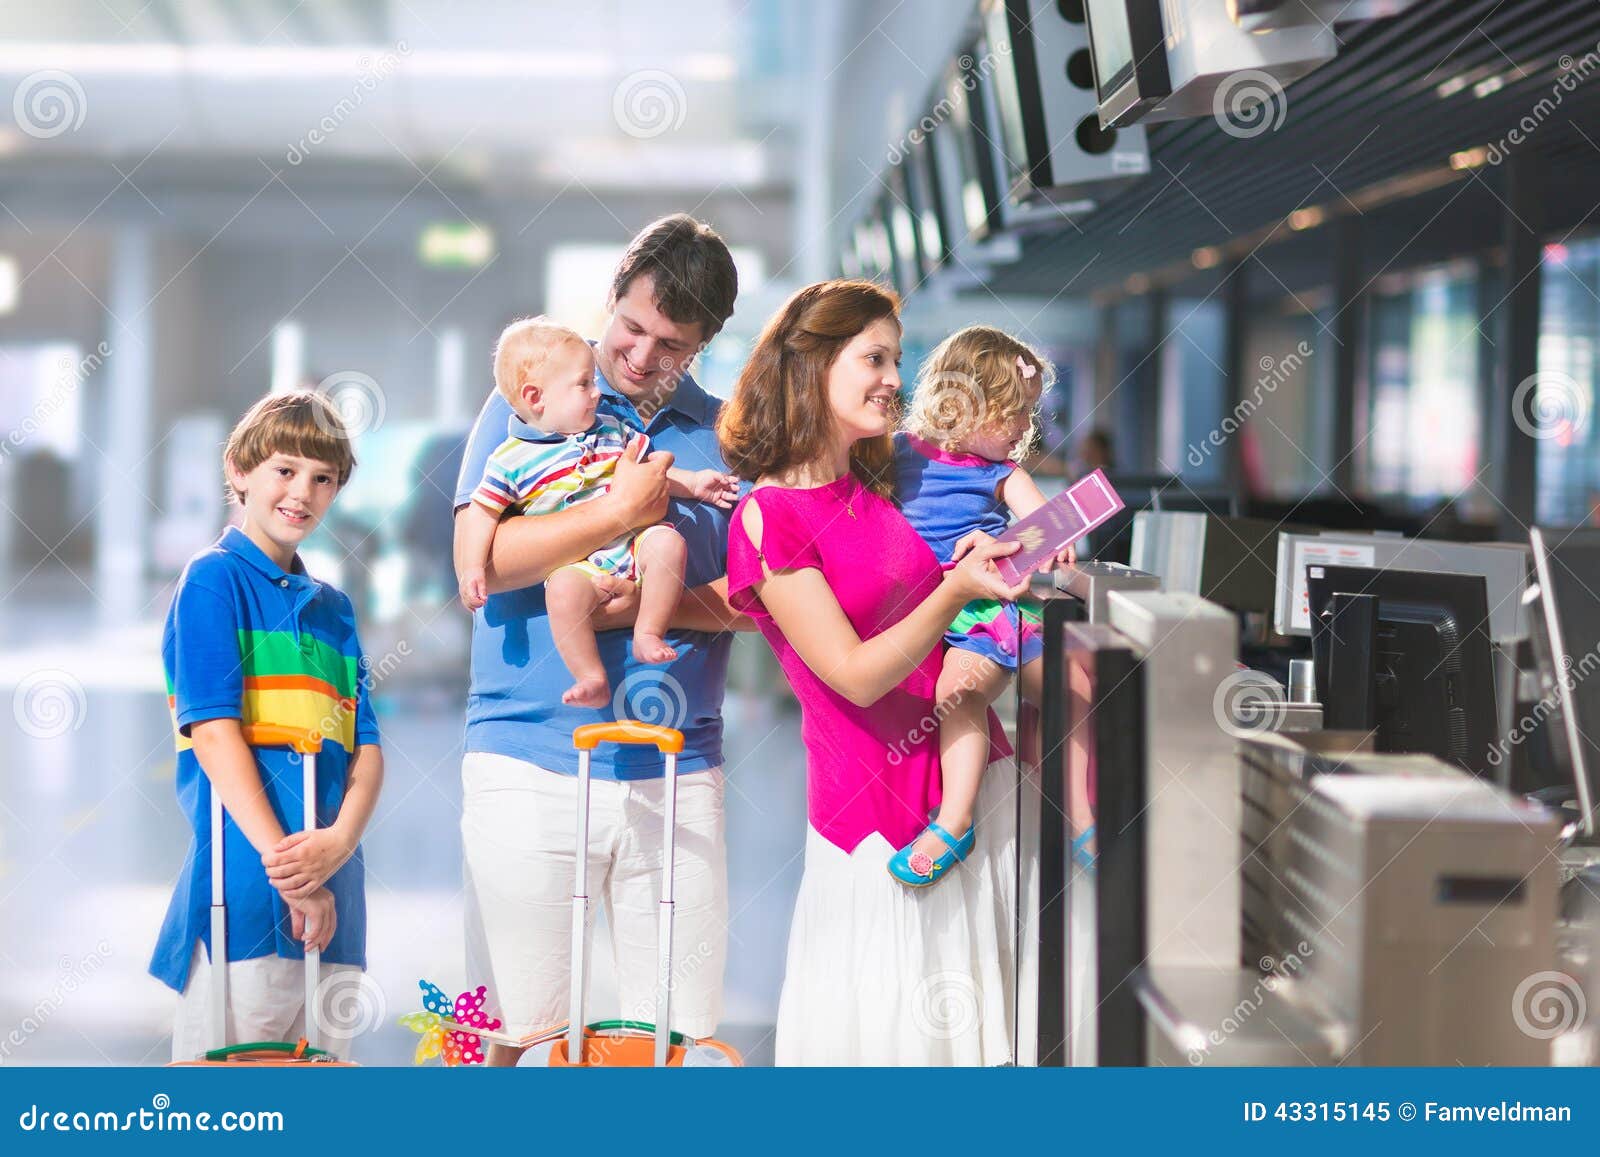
left=1306, top=565, right=1497, bottom=778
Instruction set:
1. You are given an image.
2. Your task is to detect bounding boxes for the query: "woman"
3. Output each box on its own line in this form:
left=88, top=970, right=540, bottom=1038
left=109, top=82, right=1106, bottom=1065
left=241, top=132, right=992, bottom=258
left=716, top=280, right=1029, bottom=1064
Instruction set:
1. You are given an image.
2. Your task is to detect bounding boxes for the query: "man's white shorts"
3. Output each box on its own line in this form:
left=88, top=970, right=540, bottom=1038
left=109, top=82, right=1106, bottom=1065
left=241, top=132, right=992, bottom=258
left=461, top=752, right=728, bottom=1040
left=170, top=942, right=366, bottom=1063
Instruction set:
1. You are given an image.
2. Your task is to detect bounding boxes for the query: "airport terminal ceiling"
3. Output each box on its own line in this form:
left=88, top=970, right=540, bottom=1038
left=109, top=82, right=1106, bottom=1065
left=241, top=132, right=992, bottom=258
left=982, top=0, right=1600, bottom=300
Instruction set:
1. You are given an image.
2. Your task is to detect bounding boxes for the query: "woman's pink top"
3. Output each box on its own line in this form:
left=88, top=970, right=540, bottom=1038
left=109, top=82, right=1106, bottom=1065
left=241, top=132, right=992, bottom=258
left=727, top=473, right=1011, bottom=853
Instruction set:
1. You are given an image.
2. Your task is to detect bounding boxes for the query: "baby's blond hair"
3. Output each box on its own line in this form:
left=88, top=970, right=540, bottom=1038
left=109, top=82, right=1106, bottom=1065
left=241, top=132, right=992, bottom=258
left=492, top=316, right=588, bottom=405
left=904, top=325, right=1054, bottom=461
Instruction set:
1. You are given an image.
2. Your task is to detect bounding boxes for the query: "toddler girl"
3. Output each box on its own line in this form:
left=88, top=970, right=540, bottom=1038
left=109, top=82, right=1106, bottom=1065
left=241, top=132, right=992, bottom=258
left=888, top=326, right=1071, bottom=886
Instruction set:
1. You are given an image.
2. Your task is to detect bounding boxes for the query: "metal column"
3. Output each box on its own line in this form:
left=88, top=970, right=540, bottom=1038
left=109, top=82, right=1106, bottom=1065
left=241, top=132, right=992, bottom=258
left=1330, top=215, right=1363, bottom=494
left=94, top=228, right=154, bottom=624
left=1222, top=261, right=1249, bottom=499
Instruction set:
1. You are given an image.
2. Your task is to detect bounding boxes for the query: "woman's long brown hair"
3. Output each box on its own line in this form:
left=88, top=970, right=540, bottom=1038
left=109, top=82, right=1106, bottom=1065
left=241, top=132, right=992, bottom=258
left=716, top=279, right=900, bottom=498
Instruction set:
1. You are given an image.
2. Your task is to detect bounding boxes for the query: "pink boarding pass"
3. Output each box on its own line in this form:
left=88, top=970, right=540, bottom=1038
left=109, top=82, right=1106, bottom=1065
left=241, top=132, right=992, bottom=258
left=993, top=469, right=1124, bottom=586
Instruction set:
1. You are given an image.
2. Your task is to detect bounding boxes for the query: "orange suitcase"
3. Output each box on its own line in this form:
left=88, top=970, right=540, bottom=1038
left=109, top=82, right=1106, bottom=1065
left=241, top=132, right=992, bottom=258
left=546, top=722, right=741, bottom=1067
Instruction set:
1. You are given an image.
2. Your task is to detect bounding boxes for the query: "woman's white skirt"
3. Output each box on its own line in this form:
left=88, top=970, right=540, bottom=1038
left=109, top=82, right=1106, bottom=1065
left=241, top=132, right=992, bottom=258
left=774, top=760, right=1018, bottom=1066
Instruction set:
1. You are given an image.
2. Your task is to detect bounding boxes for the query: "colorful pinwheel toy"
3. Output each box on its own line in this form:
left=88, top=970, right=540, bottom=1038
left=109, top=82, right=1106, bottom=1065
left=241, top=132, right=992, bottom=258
left=399, top=979, right=502, bottom=1066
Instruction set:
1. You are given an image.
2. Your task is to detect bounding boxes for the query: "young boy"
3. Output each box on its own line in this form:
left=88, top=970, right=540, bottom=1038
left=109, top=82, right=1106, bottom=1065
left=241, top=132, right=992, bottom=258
left=149, top=390, right=385, bottom=1061
left=454, top=317, right=738, bottom=707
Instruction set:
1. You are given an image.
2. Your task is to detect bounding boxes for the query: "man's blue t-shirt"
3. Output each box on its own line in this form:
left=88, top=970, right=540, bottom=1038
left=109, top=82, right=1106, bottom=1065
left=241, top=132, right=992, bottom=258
left=453, top=367, right=734, bottom=779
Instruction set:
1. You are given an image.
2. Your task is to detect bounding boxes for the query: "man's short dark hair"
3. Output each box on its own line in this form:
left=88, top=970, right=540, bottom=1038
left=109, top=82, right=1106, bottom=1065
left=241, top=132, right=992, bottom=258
left=611, top=214, right=738, bottom=342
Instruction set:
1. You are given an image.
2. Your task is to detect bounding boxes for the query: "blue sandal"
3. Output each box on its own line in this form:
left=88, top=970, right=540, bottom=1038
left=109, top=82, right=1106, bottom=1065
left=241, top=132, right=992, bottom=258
left=1072, top=826, right=1096, bottom=873
left=888, top=821, right=975, bottom=887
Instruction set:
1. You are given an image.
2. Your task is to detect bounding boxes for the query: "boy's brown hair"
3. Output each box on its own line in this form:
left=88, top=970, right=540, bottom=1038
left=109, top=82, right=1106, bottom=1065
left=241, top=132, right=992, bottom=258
left=223, top=390, right=357, bottom=502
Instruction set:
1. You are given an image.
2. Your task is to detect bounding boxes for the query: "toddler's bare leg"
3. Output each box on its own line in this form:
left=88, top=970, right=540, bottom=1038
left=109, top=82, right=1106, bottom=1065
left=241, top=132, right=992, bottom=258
left=1020, top=655, right=1043, bottom=708
left=632, top=528, right=686, bottom=665
left=547, top=566, right=610, bottom=707
left=910, top=649, right=1009, bottom=864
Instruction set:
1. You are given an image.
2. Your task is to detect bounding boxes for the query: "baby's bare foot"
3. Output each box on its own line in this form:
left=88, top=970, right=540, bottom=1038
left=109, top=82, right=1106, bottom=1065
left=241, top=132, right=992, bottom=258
left=562, top=676, right=610, bottom=707
left=632, top=633, right=678, bottom=664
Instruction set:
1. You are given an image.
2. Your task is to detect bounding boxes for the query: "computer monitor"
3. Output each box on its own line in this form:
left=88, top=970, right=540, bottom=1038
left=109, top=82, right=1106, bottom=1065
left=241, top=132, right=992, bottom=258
left=1083, top=0, right=1171, bottom=127
left=1129, top=510, right=1305, bottom=615
left=903, top=136, right=950, bottom=276
left=1274, top=532, right=1531, bottom=642
left=881, top=169, right=921, bottom=296
left=1306, top=565, right=1497, bottom=778
left=1528, top=527, right=1600, bottom=837
left=939, top=47, right=1004, bottom=244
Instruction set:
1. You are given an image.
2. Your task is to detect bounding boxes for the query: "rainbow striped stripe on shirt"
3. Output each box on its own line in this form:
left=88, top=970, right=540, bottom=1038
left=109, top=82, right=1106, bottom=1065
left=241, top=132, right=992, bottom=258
left=471, top=414, right=637, bottom=518
left=166, top=627, right=362, bottom=754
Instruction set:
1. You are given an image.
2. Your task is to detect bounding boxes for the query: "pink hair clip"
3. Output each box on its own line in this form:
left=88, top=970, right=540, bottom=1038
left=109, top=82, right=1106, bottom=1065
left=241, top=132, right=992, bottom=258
left=1016, top=355, right=1037, bottom=380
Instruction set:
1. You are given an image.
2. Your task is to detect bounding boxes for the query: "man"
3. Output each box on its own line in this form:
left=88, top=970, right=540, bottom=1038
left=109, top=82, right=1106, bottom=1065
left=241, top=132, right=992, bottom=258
left=452, top=214, right=750, bottom=1063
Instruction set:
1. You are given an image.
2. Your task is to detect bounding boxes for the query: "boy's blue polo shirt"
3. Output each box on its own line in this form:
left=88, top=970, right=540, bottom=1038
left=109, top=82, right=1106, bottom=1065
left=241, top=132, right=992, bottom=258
left=453, top=367, right=734, bottom=779
left=149, top=527, right=380, bottom=992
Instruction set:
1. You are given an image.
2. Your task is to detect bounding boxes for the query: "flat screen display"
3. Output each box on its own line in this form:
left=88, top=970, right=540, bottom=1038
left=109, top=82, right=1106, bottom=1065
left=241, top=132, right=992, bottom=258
left=883, top=167, right=920, bottom=294
left=1085, top=0, right=1136, bottom=94
left=1082, top=0, right=1171, bottom=127
left=980, top=1, right=1036, bottom=201
left=904, top=138, right=947, bottom=274
left=943, top=51, right=1001, bottom=240
left=1531, top=528, right=1600, bottom=834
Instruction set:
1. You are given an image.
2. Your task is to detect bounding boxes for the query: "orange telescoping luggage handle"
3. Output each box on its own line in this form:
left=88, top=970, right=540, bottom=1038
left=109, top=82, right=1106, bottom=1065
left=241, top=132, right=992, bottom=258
left=572, top=721, right=683, bottom=753
left=240, top=723, right=324, bottom=754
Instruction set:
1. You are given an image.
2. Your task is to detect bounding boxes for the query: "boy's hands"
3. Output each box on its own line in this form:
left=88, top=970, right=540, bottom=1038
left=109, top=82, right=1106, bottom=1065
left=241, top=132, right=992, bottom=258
left=288, top=887, right=338, bottom=953
left=264, top=828, right=356, bottom=902
left=686, top=469, right=741, bottom=509
left=459, top=565, right=488, bottom=611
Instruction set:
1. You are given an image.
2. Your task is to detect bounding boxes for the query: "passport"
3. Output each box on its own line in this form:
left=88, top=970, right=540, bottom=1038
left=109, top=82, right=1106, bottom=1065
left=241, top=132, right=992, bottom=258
left=993, top=469, right=1124, bottom=586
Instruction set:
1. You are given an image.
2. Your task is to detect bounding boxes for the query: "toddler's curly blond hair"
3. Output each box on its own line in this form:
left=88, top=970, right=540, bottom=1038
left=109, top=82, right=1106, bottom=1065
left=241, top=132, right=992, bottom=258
left=903, top=325, right=1053, bottom=463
